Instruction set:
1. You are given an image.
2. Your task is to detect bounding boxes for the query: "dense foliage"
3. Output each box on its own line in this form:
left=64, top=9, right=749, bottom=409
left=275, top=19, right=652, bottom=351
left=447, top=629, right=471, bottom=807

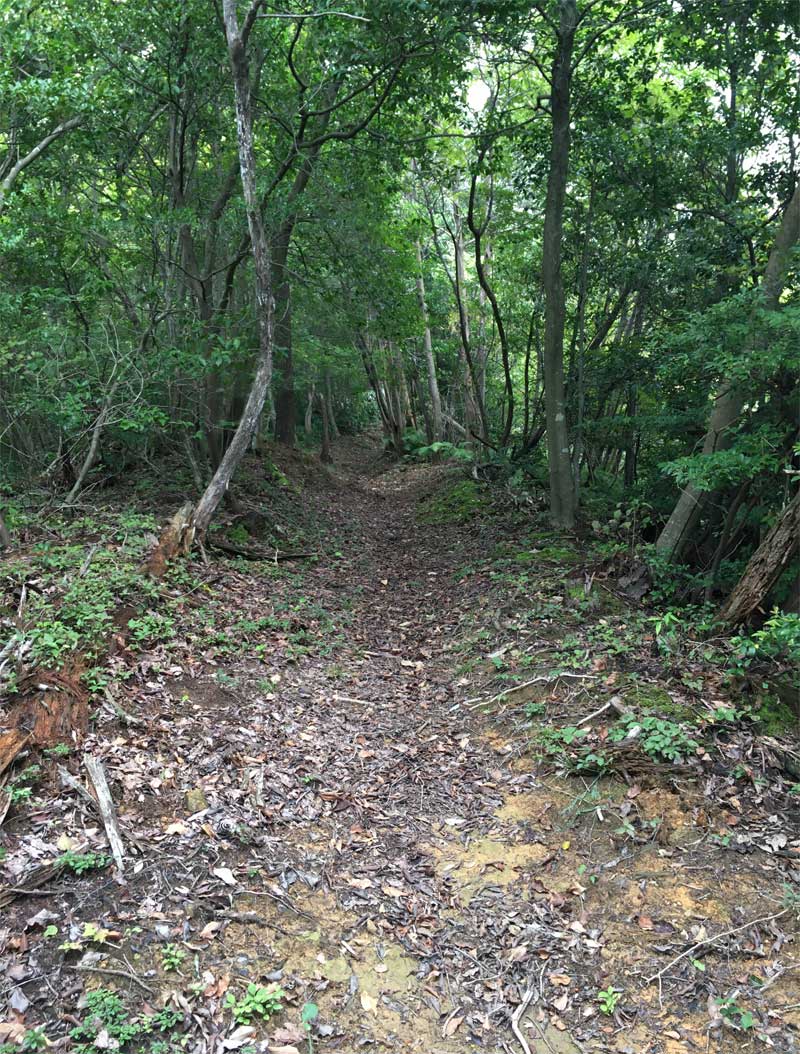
left=1, top=0, right=798, bottom=624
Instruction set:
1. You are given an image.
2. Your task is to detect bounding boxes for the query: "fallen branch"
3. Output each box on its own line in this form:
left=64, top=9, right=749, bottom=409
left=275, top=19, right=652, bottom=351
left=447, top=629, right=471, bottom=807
left=206, top=538, right=315, bottom=562
left=510, top=987, right=536, bottom=1054
left=58, top=764, right=97, bottom=808
left=0, top=860, right=66, bottom=909
left=84, top=755, right=126, bottom=876
left=67, top=964, right=154, bottom=995
left=467, top=672, right=595, bottom=709
left=577, top=695, right=629, bottom=726
left=645, top=908, right=789, bottom=985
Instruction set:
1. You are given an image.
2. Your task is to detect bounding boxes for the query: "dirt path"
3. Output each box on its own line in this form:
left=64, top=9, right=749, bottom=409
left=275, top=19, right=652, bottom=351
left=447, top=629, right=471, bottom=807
left=3, top=436, right=800, bottom=1053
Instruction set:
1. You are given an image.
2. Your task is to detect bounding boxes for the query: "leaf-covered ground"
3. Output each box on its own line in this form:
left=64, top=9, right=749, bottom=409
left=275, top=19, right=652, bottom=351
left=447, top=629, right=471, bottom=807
left=2, top=436, right=800, bottom=1053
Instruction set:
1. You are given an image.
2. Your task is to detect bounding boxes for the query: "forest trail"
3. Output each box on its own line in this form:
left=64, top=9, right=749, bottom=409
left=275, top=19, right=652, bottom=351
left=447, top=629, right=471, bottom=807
left=3, top=436, right=800, bottom=1054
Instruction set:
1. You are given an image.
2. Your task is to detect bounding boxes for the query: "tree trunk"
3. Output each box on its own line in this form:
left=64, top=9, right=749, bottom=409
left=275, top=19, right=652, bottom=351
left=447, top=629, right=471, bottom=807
left=452, top=201, right=488, bottom=442
left=0, top=510, right=11, bottom=549
left=542, top=0, right=578, bottom=528
left=318, top=393, right=333, bottom=464
left=325, top=372, right=340, bottom=438
left=718, top=489, right=800, bottom=625
left=657, top=181, right=800, bottom=560
left=415, top=240, right=443, bottom=441
left=304, top=383, right=316, bottom=435
left=192, top=0, right=274, bottom=539
left=273, top=251, right=296, bottom=446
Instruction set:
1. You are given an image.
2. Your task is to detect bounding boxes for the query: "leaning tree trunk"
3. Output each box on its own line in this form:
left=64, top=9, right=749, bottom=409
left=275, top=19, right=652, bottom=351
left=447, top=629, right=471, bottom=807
left=718, top=489, right=800, bottom=625
left=542, top=0, right=578, bottom=528
left=64, top=378, right=120, bottom=504
left=191, top=0, right=274, bottom=540
left=657, top=181, right=800, bottom=561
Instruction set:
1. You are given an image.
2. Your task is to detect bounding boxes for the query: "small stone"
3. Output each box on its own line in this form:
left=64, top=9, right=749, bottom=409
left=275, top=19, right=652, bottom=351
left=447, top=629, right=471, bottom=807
left=185, top=788, right=208, bottom=813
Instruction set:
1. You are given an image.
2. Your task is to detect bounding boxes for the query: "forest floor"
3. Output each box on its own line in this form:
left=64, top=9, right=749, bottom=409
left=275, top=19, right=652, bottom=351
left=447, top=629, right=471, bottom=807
left=2, top=435, right=800, bottom=1054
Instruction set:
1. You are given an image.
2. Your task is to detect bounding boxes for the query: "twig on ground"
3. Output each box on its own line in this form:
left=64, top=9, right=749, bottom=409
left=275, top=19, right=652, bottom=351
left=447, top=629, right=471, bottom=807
left=84, top=755, right=127, bottom=876
left=510, top=987, right=536, bottom=1054
left=645, top=908, right=790, bottom=985
left=577, top=695, right=629, bottom=726
left=66, top=964, right=154, bottom=994
left=467, top=672, right=595, bottom=709
left=58, top=765, right=96, bottom=808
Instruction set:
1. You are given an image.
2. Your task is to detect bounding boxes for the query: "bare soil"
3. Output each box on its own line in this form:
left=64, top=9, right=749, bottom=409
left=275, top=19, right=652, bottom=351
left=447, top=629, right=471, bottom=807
left=2, top=436, right=799, bottom=1053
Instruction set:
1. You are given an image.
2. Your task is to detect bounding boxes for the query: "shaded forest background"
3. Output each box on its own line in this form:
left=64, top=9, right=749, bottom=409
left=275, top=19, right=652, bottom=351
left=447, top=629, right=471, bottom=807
left=1, top=0, right=799, bottom=642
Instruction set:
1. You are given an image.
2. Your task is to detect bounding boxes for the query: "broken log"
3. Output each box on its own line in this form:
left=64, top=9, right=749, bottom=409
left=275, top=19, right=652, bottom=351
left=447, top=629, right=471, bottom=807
left=144, top=501, right=196, bottom=577
left=84, top=754, right=126, bottom=876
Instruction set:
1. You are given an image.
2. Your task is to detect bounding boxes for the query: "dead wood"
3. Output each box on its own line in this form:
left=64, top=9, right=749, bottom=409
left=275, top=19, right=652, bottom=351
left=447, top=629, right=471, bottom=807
left=205, top=539, right=315, bottom=562
left=0, top=859, right=65, bottom=909
left=84, top=754, right=126, bottom=875
left=2, top=666, right=88, bottom=749
left=0, top=729, right=30, bottom=777
left=144, top=501, right=196, bottom=577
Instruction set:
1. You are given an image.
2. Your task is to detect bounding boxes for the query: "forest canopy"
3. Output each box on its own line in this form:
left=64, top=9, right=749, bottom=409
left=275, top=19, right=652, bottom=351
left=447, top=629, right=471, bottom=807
left=1, top=0, right=799, bottom=624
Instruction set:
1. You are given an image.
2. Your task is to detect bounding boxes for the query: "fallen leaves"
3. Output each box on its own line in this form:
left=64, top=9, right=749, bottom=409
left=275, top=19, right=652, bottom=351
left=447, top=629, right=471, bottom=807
left=212, top=866, right=237, bottom=887
left=360, top=992, right=379, bottom=1014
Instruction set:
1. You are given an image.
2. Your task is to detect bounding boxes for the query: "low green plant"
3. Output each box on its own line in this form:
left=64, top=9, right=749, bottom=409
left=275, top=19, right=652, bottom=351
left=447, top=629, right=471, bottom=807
left=9, top=764, right=41, bottom=804
left=609, top=714, right=697, bottom=762
left=69, top=988, right=183, bottom=1053
left=127, top=611, right=176, bottom=647
left=717, top=996, right=755, bottom=1031
left=161, top=943, right=187, bottom=971
left=597, top=986, right=620, bottom=1015
left=523, top=701, right=546, bottom=718
left=58, top=850, right=111, bottom=874
left=224, top=982, right=285, bottom=1025
left=301, top=1002, right=319, bottom=1054
left=0, top=1028, right=48, bottom=1053
left=44, top=743, right=71, bottom=758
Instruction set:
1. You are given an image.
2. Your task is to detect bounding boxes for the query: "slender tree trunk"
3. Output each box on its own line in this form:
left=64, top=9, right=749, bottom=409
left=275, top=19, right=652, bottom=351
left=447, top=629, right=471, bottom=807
left=0, top=510, right=11, bottom=549
left=304, top=383, right=316, bottom=435
left=415, top=240, right=443, bottom=441
left=192, top=0, right=274, bottom=539
left=719, top=489, right=800, bottom=625
left=542, top=0, right=578, bottom=528
left=705, top=480, right=750, bottom=602
left=570, top=181, right=594, bottom=500
left=657, top=181, right=800, bottom=560
left=324, top=372, right=340, bottom=438
left=65, top=379, right=120, bottom=504
left=318, top=392, right=333, bottom=463
left=452, top=201, right=487, bottom=442
left=273, top=240, right=296, bottom=445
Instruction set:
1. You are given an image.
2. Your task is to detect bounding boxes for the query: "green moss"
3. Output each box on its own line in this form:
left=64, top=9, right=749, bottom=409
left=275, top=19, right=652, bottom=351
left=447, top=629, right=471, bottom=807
left=753, top=692, right=797, bottom=736
left=418, top=480, right=485, bottom=524
left=533, top=546, right=580, bottom=564
left=623, top=681, right=693, bottom=719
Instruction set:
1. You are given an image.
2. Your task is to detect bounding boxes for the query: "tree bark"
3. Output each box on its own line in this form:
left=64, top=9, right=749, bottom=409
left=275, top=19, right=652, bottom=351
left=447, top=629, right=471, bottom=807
left=0, top=511, right=11, bottom=549
left=192, top=0, right=274, bottom=539
left=325, top=372, right=340, bottom=438
left=318, top=393, right=333, bottom=464
left=415, top=240, right=443, bottom=441
left=64, top=379, right=120, bottom=505
left=657, top=181, right=800, bottom=560
left=0, top=116, right=83, bottom=213
left=542, top=0, right=578, bottom=528
left=304, top=383, right=316, bottom=435
left=718, top=489, right=800, bottom=625
left=273, top=246, right=296, bottom=445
